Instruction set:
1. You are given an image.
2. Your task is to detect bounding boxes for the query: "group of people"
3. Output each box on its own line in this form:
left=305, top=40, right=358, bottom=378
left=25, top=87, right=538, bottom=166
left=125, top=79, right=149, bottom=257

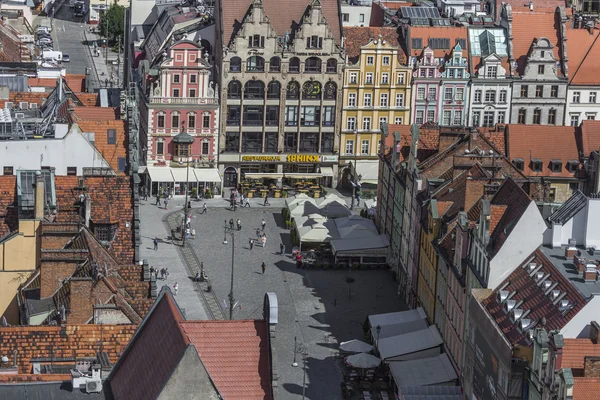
left=229, top=218, right=242, bottom=231
left=150, top=266, right=170, bottom=280
left=154, top=189, right=172, bottom=209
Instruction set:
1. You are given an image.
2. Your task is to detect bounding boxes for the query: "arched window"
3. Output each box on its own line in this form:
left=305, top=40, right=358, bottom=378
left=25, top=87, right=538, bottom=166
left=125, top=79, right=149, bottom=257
left=302, top=81, right=321, bottom=100
left=267, top=81, right=281, bottom=99
left=228, top=80, right=242, bottom=99
left=244, top=80, right=265, bottom=99
left=246, top=56, right=265, bottom=72
left=324, top=81, right=337, bottom=100
left=305, top=57, right=322, bottom=73
left=286, top=81, right=300, bottom=99
left=270, top=57, right=281, bottom=72
left=326, top=58, right=337, bottom=73
left=230, top=57, right=241, bottom=72
left=289, top=57, right=300, bottom=73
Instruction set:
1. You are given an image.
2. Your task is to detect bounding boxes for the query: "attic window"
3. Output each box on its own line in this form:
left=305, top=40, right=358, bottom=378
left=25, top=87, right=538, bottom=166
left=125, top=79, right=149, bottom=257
left=567, top=160, right=579, bottom=172
left=412, top=38, right=423, bottom=50
left=93, top=223, right=118, bottom=242
left=512, top=158, right=524, bottom=171
left=531, top=158, right=543, bottom=172
left=550, top=159, right=562, bottom=173
left=107, top=129, right=116, bottom=144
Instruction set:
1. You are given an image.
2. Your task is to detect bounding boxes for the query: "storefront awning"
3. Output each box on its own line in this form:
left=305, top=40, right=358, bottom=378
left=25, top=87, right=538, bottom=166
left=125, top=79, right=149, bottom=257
left=147, top=167, right=174, bottom=183
left=356, top=161, right=379, bottom=185
left=171, top=167, right=192, bottom=182
left=194, top=168, right=222, bottom=183
left=320, top=166, right=333, bottom=177
left=138, top=166, right=147, bottom=174
left=284, top=173, right=322, bottom=179
left=243, top=173, right=284, bottom=180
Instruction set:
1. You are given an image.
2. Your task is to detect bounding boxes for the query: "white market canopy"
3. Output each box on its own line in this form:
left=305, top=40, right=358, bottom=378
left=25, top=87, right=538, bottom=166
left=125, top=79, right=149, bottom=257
left=368, top=308, right=428, bottom=328
left=297, top=222, right=339, bottom=243
left=378, top=325, right=443, bottom=361
left=147, top=166, right=174, bottom=183
left=339, top=339, right=374, bottom=353
left=346, top=352, right=381, bottom=368
left=390, top=354, right=458, bottom=388
left=330, top=234, right=390, bottom=254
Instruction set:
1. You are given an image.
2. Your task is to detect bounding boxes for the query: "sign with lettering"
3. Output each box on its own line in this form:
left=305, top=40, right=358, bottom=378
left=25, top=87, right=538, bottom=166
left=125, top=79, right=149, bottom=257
left=321, top=155, right=339, bottom=162
left=287, top=154, right=320, bottom=163
left=241, top=155, right=282, bottom=162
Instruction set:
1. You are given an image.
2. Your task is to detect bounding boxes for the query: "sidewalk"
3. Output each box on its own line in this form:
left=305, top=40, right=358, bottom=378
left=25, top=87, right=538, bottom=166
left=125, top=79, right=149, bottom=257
left=82, top=29, right=121, bottom=87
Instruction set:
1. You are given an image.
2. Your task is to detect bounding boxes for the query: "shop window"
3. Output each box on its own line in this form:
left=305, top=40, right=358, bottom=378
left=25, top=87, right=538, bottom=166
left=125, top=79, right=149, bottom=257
left=265, top=106, right=279, bottom=126
left=227, top=106, right=240, bottom=125
left=286, top=81, right=300, bottom=99
left=299, top=132, right=319, bottom=153
left=242, top=132, right=262, bottom=153
left=267, top=81, right=281, bottom=99
left=270, top=57, right=281, bottom=72
left=284, top=132, right=297, bottom=152
left=228, top=80, right=242, bottom=99
left=225, top=132, right=239, bottom=152
left=242, top=105, right=264, bottom=126
left=265, top=132, right=278, bottom=153
left=244, top=81, right=265, bottom=99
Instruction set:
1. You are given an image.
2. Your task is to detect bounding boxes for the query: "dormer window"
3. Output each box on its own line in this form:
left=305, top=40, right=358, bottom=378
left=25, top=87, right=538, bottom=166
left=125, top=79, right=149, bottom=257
left=531, top=158, right=543, bottom=172
left=550, top=159, right=562, bottom=173
left=307, top=36, right=323, bottom=49
left=513, top=158, right=524, bottom=171
left=248, top=35, right=265, bottom=48
left=486, top=66, right=497, bottom=78
left=567, top=160, right=579, bottom=172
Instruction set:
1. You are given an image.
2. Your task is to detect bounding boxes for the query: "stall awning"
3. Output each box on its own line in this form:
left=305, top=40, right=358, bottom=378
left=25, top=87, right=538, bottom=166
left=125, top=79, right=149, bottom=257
left=243, top=173, right=284, bottom=180
left=171, top=167, right=192, bottom=182
left=194, top=168, right=222, bottom=183
left=147, top=167, right=174, bottom=183
left=320, top=166, right=333, bottom=177
left=284, top=173, right=322, bottom=179
left=356, top=161, right=379, bottom=185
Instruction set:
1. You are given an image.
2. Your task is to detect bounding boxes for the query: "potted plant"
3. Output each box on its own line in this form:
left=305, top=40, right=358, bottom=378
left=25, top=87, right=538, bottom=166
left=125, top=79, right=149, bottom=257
left=281, top=190, right=288, bottom=198
left=191, top=187, right=198, bottom=199
left=205, top=188, right=212, bottom=199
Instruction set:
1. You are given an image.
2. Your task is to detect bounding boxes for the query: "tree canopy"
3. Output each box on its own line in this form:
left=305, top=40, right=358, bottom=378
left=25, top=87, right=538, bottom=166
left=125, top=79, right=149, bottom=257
left=99, top=4, right=125, bottom=44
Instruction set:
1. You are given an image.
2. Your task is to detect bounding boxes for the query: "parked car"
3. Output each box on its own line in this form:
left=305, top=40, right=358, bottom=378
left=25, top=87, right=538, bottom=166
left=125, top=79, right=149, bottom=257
left=62, top=54, right=70, bottom=62
left=37, top=38, right=53, bottom=46
left=36, top=25, right=52, bottom=34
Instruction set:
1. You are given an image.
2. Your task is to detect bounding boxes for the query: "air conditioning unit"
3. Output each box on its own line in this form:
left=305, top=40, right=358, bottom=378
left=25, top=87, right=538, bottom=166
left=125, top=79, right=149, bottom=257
left=85, top=379, right=102, bottom=393
left=5, top=102, right=13, bottom=109
left=30, top=103, right=38, bottom=110
left=15, top=113, right=24, bottom=119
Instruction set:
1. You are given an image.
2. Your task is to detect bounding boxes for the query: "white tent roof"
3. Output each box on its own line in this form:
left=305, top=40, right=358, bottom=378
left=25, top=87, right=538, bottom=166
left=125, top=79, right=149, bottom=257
left=401, top=386, right=462, bottom=396
left=147, top=166, right=174, bottom=182
left=331, top=234, right=390, bottom=253
left=171, top=167, right=191, bottom=181
left=319, top=194, right=347, bottom=206
left=368, top=308, right=427, bottom=328
left=290, top=200, right=321, bottom=217
left=390, top=354, right=458, bottom=388
left=286, top=193, right=314, bottom=208
left=320, top=202, right=352, bottom=218
left=194, top=168, right=222, bottom=182
left=378, top=325, right=443, bottom=361
left=376, top=319, right=429, bottom=341
left=334, top=215, right=379, bottom=239
left=296, top=214, right=328, bottom=228
left=297, top=223, right=339, bottom=243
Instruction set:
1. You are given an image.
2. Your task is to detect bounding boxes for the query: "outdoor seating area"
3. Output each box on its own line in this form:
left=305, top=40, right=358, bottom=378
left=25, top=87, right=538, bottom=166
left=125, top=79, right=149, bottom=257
left=240, top=176, right=326, bottom=198
left=339, top=340, right=392, bottom=400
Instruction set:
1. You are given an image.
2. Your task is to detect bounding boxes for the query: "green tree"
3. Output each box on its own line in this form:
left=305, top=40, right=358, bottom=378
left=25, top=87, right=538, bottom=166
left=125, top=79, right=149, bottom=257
left=99, top=4, right=125, bottom=44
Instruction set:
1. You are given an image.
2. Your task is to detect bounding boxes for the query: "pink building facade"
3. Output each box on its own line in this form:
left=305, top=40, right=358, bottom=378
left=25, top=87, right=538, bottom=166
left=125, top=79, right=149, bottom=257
left=410, top=47, right=442, bottom=125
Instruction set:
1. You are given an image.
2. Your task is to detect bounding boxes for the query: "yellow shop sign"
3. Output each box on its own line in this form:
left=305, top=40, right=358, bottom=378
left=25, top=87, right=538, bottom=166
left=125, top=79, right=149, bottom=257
left=287, top=154, right=320, bottom=163
left=241, top=155, right=282, bottom=162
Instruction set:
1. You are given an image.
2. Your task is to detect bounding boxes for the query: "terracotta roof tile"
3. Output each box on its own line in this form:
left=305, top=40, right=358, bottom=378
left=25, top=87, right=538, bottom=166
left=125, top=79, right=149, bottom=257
left=563, top=339, right=600, bottom=370
left=380, top=1, right=412, bottom=9
left=343, top=26, right=405, bottom=64
left=65, top=74, right=86, bottom=93
left=574, top=377, right=600, bottom=400
left=71, top=107, right=119, bottom=121
left=482, top=248, right=587, bottom=346
left=0, top=175, right=17, bottom=237
left=73, top=118, right=127, bottom=174
left=566, top=28, right=600, bottom=85
left=221, top=0, right=341, bottom=46
left=506, top=124, right=581, bottom=178
left=76, top=93, right=99, bottom=107
left=511, top=9, right=562, bottom=76
left=489, top=204, right=507, bottom=233
left=28, top=77, right=56, bottom=88
left=408, top=26, right=468, bottom=58
left=581, top=120, right=600, bottom=155
left=180, top=320, right=274, bottom=400
left=0, top=92, right=48, bottom=109
left=433, top=164, right=489, bottom=223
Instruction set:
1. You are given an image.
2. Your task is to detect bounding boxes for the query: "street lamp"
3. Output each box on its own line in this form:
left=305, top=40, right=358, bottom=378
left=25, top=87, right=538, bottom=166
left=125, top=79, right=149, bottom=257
left=350, top=130, right=358, bottom=210
left=222, top=222, right=236, bottom=320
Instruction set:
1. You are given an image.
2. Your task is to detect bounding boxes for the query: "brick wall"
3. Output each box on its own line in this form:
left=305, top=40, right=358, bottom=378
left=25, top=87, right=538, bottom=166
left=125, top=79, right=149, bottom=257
left=584, top=356, right=600, bottom=378
left=41, top=235, right=74, bottom=250
left=40, top=261, right=79, bottom=298
left=0, top=324, right=136, bottom=373
left=68, top=279, right=93, bottom=324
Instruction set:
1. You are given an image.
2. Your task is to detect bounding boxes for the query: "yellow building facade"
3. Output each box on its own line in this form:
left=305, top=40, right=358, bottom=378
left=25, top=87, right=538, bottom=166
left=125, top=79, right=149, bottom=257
left=340, top=28, right=411, bottom=186
left=417, top=200, right=442, bottom=323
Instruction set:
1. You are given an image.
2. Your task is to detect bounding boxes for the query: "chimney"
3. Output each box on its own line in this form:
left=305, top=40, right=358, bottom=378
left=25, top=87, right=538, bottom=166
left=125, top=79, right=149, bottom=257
left=590, top=321, right=600, bottom=344
left=584, top=265, right=598, bottom=282
left=35, top=171, right=45, bottom=220
left=84, top=194, right=91, bottom=227
left=529, top=1, right=534, bottom=11
left=574, top=254, right=586, bottom=273
left=584, top=356, right=600, bottom=378
left=566, top=239, right=577, bottom=258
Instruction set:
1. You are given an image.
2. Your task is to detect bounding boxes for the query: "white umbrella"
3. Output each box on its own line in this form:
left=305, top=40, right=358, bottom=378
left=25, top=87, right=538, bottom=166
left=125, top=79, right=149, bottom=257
left=340, top=339, right=374, bottom=353
left=346, top=352, right=381, bottom=368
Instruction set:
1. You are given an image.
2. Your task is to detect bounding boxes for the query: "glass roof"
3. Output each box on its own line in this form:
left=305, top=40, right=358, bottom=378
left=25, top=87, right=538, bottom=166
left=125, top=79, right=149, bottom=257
left=469, top=28, right=507, bottom=56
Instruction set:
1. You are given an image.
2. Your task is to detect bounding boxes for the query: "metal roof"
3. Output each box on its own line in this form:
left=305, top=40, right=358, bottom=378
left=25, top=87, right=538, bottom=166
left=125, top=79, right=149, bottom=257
left=548, top=190, right=587, bottom=225
left=400, top=6, right=440, bottom=18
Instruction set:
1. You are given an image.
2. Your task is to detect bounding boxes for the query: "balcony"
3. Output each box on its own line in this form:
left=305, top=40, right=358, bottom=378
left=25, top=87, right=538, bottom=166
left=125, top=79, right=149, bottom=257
left=150, top=97, right=218, bottom=105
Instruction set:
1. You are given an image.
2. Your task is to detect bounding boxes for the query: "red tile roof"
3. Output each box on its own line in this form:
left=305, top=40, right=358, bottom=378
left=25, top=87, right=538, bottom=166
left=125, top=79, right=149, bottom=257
left=581, top=120, right=600, bottom=155
left=483, top=248, right=587, bottom=346
left=574, top=377, right=600, bottom=400
left=489, top=204, right=507, bottom=233
left=511, top=9, right=562, bottom=76
left=0, top=92, right=48, bottom=109
left=221, top=0, right=341, bottom=46
left=72, top=118, right=127, bottom=175
left=76, top=93, right=99, bottom=107
left=563, top=338, right=600, bottom=370
left=566, top=28, right=600, bottom=85
left=408, top=26, right=468, bottom=58
left=506, top=125, right=581, bottom=178
left=28, top=77, right=57, bottom=88
left=65, top=74, right=86, bottom=93
left=380, top=1, right=412, bottom=9
left=180, top=320, right=274, bottom=400
left=0, top=175, right=17, bottom=237
left=343, top=26, right=405, bottom=64
left=71, top=107, right=120, bottom=121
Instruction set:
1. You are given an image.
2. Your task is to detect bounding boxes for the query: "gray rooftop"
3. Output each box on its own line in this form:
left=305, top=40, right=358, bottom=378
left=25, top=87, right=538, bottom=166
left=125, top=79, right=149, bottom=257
left=541, top=245, right=600, bottom=298
left=0, top=382, right=107, bottom=399
left=548, top=190, right=587, bottom=225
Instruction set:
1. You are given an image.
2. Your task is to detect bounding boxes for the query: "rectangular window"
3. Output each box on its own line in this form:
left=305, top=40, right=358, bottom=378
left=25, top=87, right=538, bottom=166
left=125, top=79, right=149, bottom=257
left=118, top=158, right=126, bottom=173
left=443, top=110, right=451, bottom=125
left=265, top=106, right=279, bottom=126
left=549, top=85, right=558, bottom=98
left=188, top=114, right=196, bottom=128
left=587, top=113, right=596, bottom=120
left=456, top=88, right=464, bottom=101
left=364, top=93, right=372, bottom=107
left=485, top=90, right=496, bottom=103
left=202, top=142, right=210, bottom=154
left=172, top=114, right=180, bottom=128
left=306, top=35, right=322, bottom=49
left=483, top=111, right=494, bottom=127
left=346, top=140, right=354, bottom=155
left=428, top=87, right=436, bottom=100
left=347, top=117, right=356, bottom=130
left=349, top=72, right=358, bottom=84
left=474, top=90, right=482, bottom=103
left=571, top=114, right=580, bottom=126
left=362, top=117, right=371, bottom=130
left=417, top=87, right=426, bottom=100
left=249, top=34, right=265, bottom=48
left=427, top=110, right=435, bottom=122
left=365, top=73, right=373, bottom=84
left=412, top=38, right=423, bottom=50
left=67, top=166, right=77, bottom=176
left=472, top=111, right=481, bottom=126
left=242, top=132, right=262, bottom=152
left=227, top=106, right=241, bottom=125
left=321, top=132, right=334, bottom=153
left=173, top=88, right=180, bottom=98
left=342, top=13, right=349, bottom=22
left=416, top=110, right=424, bottom=124
left=445, top=88, right=453, bottom=100
left=536, top=85, right=543, bottom=98
left=394, top=117, right=403, bottom=124
left=453, top=110, right=462, bottom=125
left=533, top=109, right=541, bottom=124
left=499, top=90, right=507, bottom=103
left=156, top=141, right=164, bottom=155
left=322, top=106, right=335, bottom=127
left=107, top=129, right=116, bottom=144
left=395, top=93, right=404, bottom=107
left=263, top=132, right=277, bottom=153
left=359, top=14, right=365, bottom=23
left=348, top=93, right=356, bottom=107
left=367, top=56, right=374, bottom=65
left=382, top=56, right=390, bottom=66
left=379, top=117, right=387, bottom=129
left=381, top=73, right=389, bottom=84
left=225, top=132, right=240, bottom=152
left=380, top=93, right=388, bottom=107
left=573, top=91, right=581, bottom=103
left=3, top=166, right=13, bottom=175
left=486, top=66, right=497, bottom=78
left=243, top=105, right=264, bottom=126
left=203, top=115, right=210, bottom=128
left=548, top=109, right=556, bottom=124
left=397, top=73, right=405, bottom=85
left=590, top=92, right=597, bottom=103
left=189, top=74, right=197, bottom=83
left=157, top=115, right=165, bottom=128
left=189, top=89, right=196, bottom=98
left=361, top=140, right=370, bottom=155
left=300, top=106, right=320, bottom=126
left=428, top=68, right=434, bottom=77
left=518, top=109, right=527, bottom=124
left=521, top=85, right=528, bottom=97
left=173, top=74, right=180, bottom=83
left=538, top=65, right=545, bottom=74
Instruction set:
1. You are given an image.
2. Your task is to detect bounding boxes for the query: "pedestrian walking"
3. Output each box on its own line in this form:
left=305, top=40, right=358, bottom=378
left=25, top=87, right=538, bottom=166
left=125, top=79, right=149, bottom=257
left=155, top=195, right=161, bottom=206
left=165, top=268, right=169, bottom=279
left=261, top=262, right=266, bottom=274
left=173, top=282, right=178, bottom=295
left=150, top=266, right=155, bottom=277
left=244, top=197, right=251, bottom=208
left=256, top=228, right=261, bottom=238
left=153, top=237, right=159, bottom=251
left=229, top=218, right=234, bottom=229
left=263, top=194, right=270, bottom=206
left=164, top=198, right=169, bottom=210
left=160, top=268, right=165, bottom=280
left=142, top=187, right=148, bottom=201
left=261, top=218, right=266, bottom=231
left=280, top=243, right=285, bottom=256
left=236, top=218, right=241, bottom=230
left=200, top=203, right=207, bottom=214
left=249, top=238, right=254, bottom=250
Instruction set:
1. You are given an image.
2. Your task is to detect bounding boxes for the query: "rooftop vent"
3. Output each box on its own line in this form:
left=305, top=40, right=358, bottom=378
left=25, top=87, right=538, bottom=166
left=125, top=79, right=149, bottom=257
left=511, top=308, right=524, bottom=322
left=528, top=329, right=535, bottom=340
left=542, top=280, right=553, bottom=290
left=520, top=318, right=531, bottom=330
left=558, top=299, right=571, bottom=312
left=535, top=271, right=545, bottom=282
left=568, top=238, right=577, bottom=248
left=505, top=299, right=517, bottom=313
left=498, top=290, right=509, bottom=304
left=551, top=290, right=561, bottom=300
